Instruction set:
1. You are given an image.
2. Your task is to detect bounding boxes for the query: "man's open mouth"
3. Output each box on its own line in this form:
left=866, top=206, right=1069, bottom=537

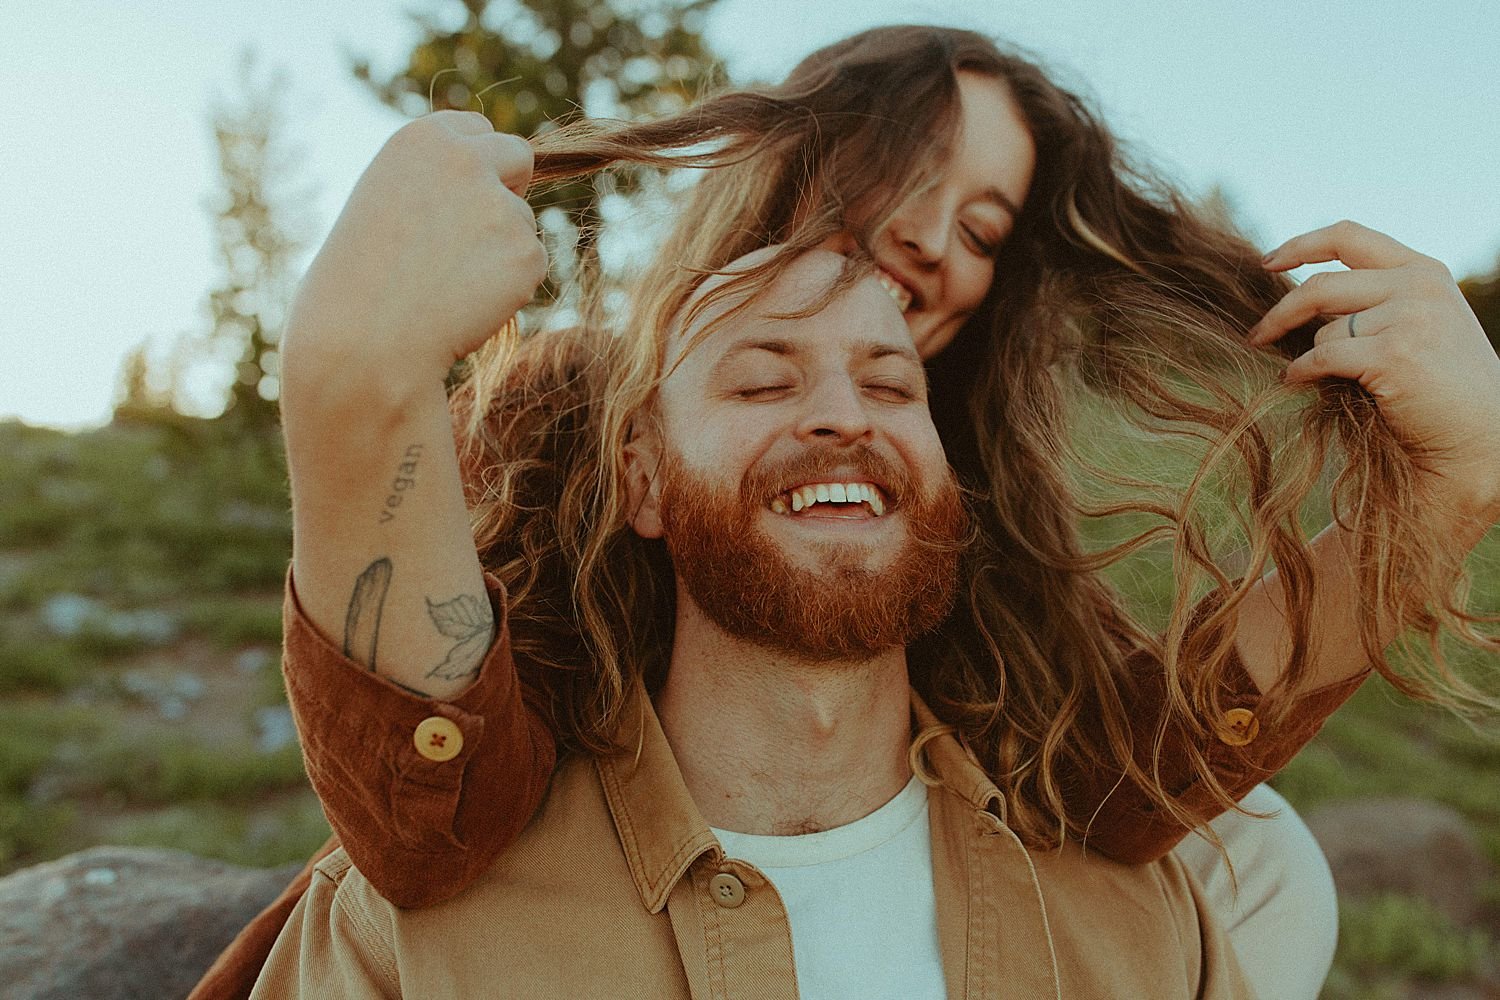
left=769, top=481, right=887, bottom=517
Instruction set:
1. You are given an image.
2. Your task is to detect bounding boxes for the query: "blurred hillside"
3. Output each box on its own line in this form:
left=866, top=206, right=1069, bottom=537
left=0, top=414, right=326, bottom=876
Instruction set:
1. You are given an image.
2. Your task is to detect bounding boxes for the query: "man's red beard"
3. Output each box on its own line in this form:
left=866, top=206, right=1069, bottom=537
left=656, top=445, right=969, bottom=662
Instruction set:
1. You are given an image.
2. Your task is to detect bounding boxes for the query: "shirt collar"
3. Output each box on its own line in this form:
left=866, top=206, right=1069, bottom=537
left=595, top=683, right=1009, bottom=914
left=594, top=686, right=721, bottom=914
left=908, top=687, right=1009, bottom=824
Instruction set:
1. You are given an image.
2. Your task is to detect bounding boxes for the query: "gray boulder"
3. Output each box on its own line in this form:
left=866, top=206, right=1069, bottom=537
left=0, top=846, right=299, bottom=1000
left=1304, top=797, right=1492, bottom=924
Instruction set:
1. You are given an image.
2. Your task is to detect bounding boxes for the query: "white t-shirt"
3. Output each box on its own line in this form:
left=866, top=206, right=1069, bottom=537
left=711, top=775, right=946, bottom=1000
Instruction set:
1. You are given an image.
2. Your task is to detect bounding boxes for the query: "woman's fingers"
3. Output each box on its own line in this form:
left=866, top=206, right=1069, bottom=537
left=1280, top=303, right=1400, bottom=383
left=1284, top=332, right=1374, bottom=386
left=1261, top=219, right=1424, bottom=272
left=1250, top=221, right=1500, bottom=517
left=479, top=131, right=536, bottom=195
left=1247, top=268, right=1393, bottom=345
left=1310, top=303, right=1394, bottom=346
left=425, top=108, right=498, bottom=134
left=417, top=110, right=536, bottom=193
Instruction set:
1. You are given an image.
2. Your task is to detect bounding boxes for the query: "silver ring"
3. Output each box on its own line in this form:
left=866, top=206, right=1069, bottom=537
left=1347, top=312, right=1359, bottom=338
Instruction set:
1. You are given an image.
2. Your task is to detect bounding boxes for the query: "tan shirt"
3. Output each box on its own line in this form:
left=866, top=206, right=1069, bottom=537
left=252, top=685, right=1251, bottom=999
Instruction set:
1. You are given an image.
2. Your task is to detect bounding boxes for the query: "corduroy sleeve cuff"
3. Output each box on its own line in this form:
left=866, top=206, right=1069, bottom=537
left=1080, top=585, right=1371, bottom=864
left=279, top=563, right=558, bottom=907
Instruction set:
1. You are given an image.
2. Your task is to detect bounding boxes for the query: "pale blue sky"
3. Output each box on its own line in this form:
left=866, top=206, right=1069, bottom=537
left=3, top=0, right=1497, bottom=429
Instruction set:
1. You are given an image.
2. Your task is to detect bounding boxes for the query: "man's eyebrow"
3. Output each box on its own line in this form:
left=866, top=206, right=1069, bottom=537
left=981, top=185, right=1022, bottom=218
left=713, top=337, right=924, bottom=367
left=714, top=338, right=795, bottom=363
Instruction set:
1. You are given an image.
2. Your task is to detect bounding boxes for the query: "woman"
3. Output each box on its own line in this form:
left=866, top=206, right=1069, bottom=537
left=195, top=24, right=1500, bottom=1000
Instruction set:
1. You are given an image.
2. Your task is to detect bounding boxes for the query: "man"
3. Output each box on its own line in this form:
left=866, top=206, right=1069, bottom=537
left=252, top=249, right=1249, bottom=998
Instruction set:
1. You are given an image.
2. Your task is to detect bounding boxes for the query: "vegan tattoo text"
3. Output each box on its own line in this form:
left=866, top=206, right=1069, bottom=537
left=377, top=444, right=424, bottom=524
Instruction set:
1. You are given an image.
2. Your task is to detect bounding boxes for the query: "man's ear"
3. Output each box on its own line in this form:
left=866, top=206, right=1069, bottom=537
left=623, top=427, right=664, bottom=540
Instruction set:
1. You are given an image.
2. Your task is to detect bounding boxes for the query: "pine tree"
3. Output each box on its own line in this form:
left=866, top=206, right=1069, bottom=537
left=346, top=0, right=723, bottom=302
left=202, top=48, right=316, bottom=435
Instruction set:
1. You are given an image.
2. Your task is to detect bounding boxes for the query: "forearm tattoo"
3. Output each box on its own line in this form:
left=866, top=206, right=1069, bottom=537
left=344, top=557, right=393, bottom=669
left=424, top=593, right=494, bottom=681
left=342, top=556, right=491, bottom=687
left=377, top=443, right=424, bottom=524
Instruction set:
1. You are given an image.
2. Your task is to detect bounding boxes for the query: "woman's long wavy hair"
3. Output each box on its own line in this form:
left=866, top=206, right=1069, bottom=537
left=452, top=25, right=1498, bottom=851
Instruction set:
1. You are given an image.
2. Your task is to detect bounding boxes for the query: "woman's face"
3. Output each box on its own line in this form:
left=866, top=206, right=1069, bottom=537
left=830, top=72, right=1037, bottom=360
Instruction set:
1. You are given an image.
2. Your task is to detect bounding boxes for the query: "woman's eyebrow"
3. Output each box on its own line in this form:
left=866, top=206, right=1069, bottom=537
left=981, top=185, right=1021, bottom=218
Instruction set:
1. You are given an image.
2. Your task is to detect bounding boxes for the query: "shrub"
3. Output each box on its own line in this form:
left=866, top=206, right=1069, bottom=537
left=82, top=738, right=308, bottom=806
left=0, top=638, right=97, bottom=694
left=1338, top=893, right=1493, bottom=983
left=105, top=794, right=330, bottom=869
left=180, top=595, right=285, bottom=649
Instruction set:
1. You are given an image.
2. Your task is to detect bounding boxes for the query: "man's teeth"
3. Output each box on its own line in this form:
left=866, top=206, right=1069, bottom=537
left=770, top=482, right=886, bottom=517
left=875, top=271, right=912, bottom=313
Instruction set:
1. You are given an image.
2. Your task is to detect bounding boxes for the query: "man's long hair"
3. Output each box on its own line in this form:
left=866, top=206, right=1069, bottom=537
left=451, top=25, right=1498, bottom=852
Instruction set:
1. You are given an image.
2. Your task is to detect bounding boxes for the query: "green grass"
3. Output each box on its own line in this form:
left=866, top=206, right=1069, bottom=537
left=0, top=801, right=81, bottom=871
left=0, top=703, right=107, bottom=869
left=0, top=635, right=99, bottom=693
left=105, top=795, right=331, bottom=870
left=0, top=703, right=107, bottom=794
left=180, top=594, right=286, bottom=649
left=77, top=739, right=309, bottom=807
left=0, top=419, right=290, bottom=607
left=1328, top=893, right=1495, bottom=993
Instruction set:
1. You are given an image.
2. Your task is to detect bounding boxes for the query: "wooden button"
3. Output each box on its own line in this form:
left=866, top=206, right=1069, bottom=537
left=413, top=716, right=463, bottom=762
left=709, top=872, right=745, bottom=909
left=1217, top=707, right=1260, bottom=747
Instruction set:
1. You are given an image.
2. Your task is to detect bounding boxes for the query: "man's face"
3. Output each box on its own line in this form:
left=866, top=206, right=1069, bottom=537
left=628, top=249, right=968, bottom=661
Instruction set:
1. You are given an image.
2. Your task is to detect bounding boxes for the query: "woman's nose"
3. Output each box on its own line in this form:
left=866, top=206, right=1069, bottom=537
left=886, top=193, right=949, bottom=265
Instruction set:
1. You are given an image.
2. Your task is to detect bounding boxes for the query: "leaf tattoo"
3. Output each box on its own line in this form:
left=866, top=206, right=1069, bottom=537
left=344, top=558, right=393, bottom=670
left=424, top=593, right=493, bottom=681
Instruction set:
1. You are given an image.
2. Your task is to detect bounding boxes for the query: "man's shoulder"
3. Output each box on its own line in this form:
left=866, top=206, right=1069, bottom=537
left=310, top=749, right=607, bottom=898
left=311, top=846, right=356, bottom=886
left=308, top=847, right=399, bottom=932
left=1023, top=837, right=1247, bottom=992
left=1029, top=833, right=1196, bottom=899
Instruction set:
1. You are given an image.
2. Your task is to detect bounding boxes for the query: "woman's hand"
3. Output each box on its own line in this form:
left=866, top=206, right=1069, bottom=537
left=284, top=110, right=547, bottom=379
left=1248, top=220, right=1500, bottom=521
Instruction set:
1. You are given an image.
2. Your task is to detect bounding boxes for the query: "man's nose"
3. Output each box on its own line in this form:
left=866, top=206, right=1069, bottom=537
left=794, top=376, right=874, bottom=444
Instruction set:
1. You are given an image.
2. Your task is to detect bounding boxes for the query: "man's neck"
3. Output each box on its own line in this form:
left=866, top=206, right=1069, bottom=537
left=654, top=600, right=914, bottom=836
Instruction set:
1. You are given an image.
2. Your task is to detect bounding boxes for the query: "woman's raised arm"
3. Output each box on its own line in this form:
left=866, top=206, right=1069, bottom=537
left=1235, top=221, right=1500, bottom=697
left=279, top=111, right=547, bottom=699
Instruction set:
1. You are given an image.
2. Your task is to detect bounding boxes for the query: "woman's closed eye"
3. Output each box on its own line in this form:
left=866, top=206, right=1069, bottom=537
left=961, top=223, right=1002, bottom=258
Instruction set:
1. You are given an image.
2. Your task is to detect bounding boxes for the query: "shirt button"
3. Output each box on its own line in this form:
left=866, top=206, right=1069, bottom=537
left=1217, top=707, right=1260, bottom=747
left=709, top=872, right=746, bottom=909
left=413, top=716, right=464, bottom=762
